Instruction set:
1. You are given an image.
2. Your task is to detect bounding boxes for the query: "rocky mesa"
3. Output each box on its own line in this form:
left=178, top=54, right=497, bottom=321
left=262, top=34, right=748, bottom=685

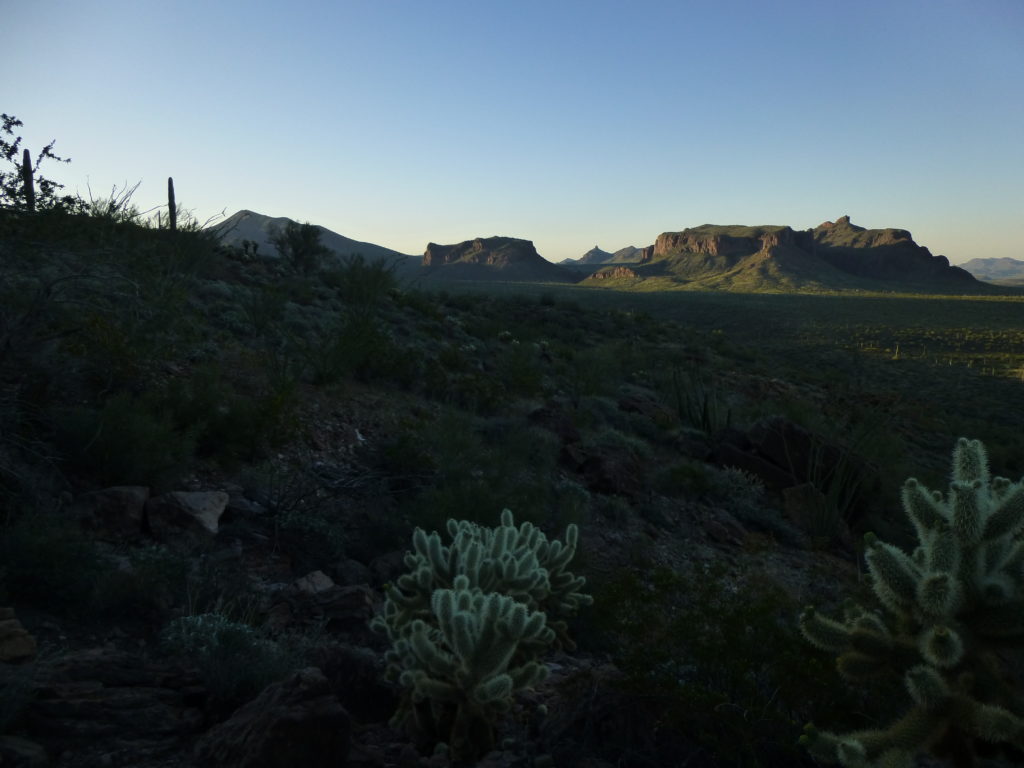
left=421, top=236, right=574, bottom=282
left=633, top=215, right=984, bottom=292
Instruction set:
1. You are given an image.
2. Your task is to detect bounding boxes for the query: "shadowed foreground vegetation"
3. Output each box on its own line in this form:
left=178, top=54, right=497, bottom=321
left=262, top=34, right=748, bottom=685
left=2, top=192, right=1024, bottom=766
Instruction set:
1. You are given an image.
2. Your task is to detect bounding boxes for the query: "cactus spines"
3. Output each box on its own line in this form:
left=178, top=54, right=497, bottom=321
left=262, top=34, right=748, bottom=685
left=903, top=478, right=947, bottom=538
left=800, top=606, right=851, bottom=652
left=864, top=538, right=919, bottom=614
left=916, top=572, right=961, bottom=618
left=21, top=148, right=34, bottom=212
left=374, top=509, right=589, bottom=761
left=953, top=438, right=989, bottom=485
left=167, top=176, right=177, bottom=231
left=905, top=665, right=951, bottom=711
left=801, top=439, right=1024, bottom=765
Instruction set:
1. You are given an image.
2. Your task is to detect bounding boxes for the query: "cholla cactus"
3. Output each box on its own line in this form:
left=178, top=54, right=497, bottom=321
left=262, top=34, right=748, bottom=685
left=377, top=508, right=592, bottom=650
left=374, top=509, right=591, bottom=760
left=800, top=438, right=1024, bottom=767
left=390, top=576, right=552, bottom=758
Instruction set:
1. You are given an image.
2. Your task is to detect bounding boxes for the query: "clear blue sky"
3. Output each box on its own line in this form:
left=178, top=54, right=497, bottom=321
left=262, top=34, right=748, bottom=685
left=6, top=0, right=1023, bottom=263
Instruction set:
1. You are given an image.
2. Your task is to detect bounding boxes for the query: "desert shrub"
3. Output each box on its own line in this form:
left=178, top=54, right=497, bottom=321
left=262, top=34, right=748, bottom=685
left=269, top=220, right=330, bottom=275
left=493, top=341, right=545, bottom=399
left=579, top=426, right=653, bottom=479
left=589, top=562, right=893, bottom=767
left=160, top=613, right=309, bottom=709
left=657, top=364, right=731, bottom=435
left=561, top=346, right=620, bottom=405
left=708, top=465, right=804, bottom=545
left=159, top=363, right=295, bottom=466
left=55, top=393, right=196, bottom=489
left=653, top=458, right=714, bottom=498
left=0, top=511, right=102, bottom=609
left=402, top=412, right=562, bottom=533
left=239, top=459, right=348, bottom=573
left=0, top=113, right=82, bottom=212
left=0, top=654, right=39, bottom=733
left=91, top=544, right=190, bottom=620
left=323, top=253, right=398, bottom=310
left=239, top=283, right=288, bottom=335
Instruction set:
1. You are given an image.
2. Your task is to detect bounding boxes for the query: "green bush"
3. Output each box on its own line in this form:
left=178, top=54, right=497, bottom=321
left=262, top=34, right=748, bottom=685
left=588, top=562, right=890, bottom=767
left=91, top=544, right=190, bottom=620
left=160, top=613, right=308, bottom=709
left=56, top=393, right=196, bottom=489
left=0, top=655, right=38, bottom=733
left=159, top=363, right=295, bottom=466
left=323, top=253, right=398, bottom=310
left=0, top=511, right=102, bottom=608
left=269, top=220, right=330, bottom=275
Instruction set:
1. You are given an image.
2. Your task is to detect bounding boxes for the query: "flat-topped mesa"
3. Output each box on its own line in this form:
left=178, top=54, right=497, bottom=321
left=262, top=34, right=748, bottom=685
left=421, top=236, right=574, bottom=282
left=653, top=225, right=799, bottom=258
left=423, top=236, right=542, bottom=267
left=636, top=216, right=982, bottom=291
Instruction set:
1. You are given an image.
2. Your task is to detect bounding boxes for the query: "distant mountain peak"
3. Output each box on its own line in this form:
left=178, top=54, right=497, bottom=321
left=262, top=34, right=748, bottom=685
left=208, top=209, right=417, bottom=267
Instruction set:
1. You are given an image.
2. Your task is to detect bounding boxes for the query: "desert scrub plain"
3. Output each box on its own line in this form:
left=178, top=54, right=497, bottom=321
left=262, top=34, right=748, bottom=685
left=2, top=199, right=1024, bottom=767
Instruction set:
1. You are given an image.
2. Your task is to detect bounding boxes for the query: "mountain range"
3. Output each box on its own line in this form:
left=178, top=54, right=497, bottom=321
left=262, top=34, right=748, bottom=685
left=559, top=245, right=649, bottom=266
left=584, top=216, right=985, bottom=292
left=958, top=257, right=1024, bottom=285
left=208, top=211, right=1000, bottom=293
left=211, top=209, right=419, bottom=267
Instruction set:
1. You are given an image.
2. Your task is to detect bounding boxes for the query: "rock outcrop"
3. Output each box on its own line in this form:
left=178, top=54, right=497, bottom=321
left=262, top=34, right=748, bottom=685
left=421, top=236, right=573, bottom=282
left=423, top=236, right=540, bottom=268
left=0, top=607, right=36, bottom=662
left=642, top=217, right=983, bottom=291
left=809, top=215, right=976, bottom=284
left=145, top=491, right=229, bottom=542
left=591, top=266, right=639, bottom=280
left=195, top=667, right=351, bottom=768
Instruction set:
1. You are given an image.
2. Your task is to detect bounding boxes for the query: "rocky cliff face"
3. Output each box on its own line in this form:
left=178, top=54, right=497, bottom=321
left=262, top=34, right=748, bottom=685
left=809, top=216, right=975, bottom=284
left=422, top=236, right=573, bottom=282
left=653, top=225, right=800, bottom=259
left=648, top=217, right=980, bottom=290
left=591, top=266, right=639, bottom=280
left=423, top=237, right=544, bottom=267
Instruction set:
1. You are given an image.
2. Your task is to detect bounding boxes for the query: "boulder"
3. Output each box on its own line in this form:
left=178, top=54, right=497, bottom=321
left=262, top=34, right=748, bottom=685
left=145, top=491, right=229, bottom=541
left=0, top=735, right=48, bottom=766
left=0, top=606, right=37, bottom=662
left=270, top=575, right=375, bottom=635
left=72, top=486, right=149, bottom=540
left=195, top=667, right=350, bottom=768
left=23, top=648, right=203, bottom=761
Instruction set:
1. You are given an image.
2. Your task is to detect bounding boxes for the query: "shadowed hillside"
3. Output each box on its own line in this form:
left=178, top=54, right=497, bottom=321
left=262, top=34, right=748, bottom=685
left=421, top=235, right=575, bottom=282
left=210, top=209, right=421, bottom=276
left=585, top=216, right=990, bottom=293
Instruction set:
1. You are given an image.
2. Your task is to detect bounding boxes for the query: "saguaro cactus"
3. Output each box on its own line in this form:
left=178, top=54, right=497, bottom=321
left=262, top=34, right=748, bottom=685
left=800, top=438, right=1024, bottom=767
left=21, top=148, right=34, bottom=212
left=167, top=176, right=176, bottom=231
